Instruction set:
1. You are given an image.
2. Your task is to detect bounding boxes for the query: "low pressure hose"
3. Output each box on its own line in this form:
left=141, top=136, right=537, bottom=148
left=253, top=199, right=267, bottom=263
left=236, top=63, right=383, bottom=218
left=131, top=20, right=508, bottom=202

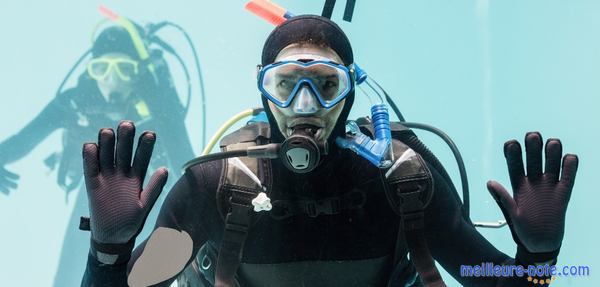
left=182, top=149, right=249, bottom=171
left=182, top=143, right=279, bottom=171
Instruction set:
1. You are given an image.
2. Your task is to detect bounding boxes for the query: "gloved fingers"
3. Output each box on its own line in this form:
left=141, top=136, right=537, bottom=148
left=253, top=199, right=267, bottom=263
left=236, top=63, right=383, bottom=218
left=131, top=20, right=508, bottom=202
left=0, top=167, right=19, bottom=191
left=487, top=180, right=518, bottom=220
left=132, top=131, right=156, bottom=181
left=98, top=128, right=115, bottom=171
left=0, top=166, right=20, bottom=180
left=0, top=185, right=9, bottom=195
left=560, top=154, right=579, bottom=197
left=503, top=139, right=525, bottom=191
left=0, top=176, right=18, bottom=190
left=83, top=143, right=100, bottom=178
left=115, top=121, right=136, bottom=173
left=544, top=138, right=562, bottom=182
left=141, top=167, right=168, bottom=210
left=525, top=132, right=543, bottom=181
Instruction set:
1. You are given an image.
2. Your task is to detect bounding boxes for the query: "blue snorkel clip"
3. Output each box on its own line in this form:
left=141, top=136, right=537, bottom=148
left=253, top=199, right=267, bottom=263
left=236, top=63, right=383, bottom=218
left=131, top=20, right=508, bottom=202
left=336, top=64, right=394, bottom=169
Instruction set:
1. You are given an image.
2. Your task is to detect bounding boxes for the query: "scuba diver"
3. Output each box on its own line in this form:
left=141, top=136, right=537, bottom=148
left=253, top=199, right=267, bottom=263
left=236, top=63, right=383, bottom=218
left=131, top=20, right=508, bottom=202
left=78, top=4, right=579, bottom=287
left=0, top=10, right=199, bottom=287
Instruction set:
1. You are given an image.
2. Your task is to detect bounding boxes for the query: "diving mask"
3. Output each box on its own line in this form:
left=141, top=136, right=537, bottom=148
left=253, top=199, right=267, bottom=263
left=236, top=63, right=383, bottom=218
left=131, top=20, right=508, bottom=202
left=87, top=57, right=139, bottom=82
left=258, top=60, right=362, bottom=109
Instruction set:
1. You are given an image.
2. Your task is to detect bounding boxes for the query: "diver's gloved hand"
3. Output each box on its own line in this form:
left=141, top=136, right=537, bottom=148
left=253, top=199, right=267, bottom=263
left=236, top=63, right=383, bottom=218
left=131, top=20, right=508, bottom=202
left=0, top=165, right=19, bottom=195
left=83, top=121, right=168, bottom=263
left=487, top=132, right=578, bottom=263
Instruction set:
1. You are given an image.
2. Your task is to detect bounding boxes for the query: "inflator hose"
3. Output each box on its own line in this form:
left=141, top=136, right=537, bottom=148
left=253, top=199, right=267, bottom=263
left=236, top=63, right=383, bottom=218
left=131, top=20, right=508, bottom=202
left=395, top=131, right=472, bottom=223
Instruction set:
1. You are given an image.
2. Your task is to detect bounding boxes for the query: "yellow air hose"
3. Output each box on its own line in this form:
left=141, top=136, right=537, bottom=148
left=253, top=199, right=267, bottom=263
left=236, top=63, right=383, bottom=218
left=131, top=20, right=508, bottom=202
left=202, top=108, right=255, bottom=155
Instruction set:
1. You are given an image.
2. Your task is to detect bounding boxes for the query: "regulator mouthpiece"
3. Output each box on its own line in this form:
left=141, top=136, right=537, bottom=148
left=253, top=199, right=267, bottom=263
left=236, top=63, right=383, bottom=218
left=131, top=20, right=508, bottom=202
left=279, top=127, right=326, bottom=173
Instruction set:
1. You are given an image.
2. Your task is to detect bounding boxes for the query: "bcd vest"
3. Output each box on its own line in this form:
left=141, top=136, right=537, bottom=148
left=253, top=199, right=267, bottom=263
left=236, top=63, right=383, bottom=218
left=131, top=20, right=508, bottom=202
left=177, top=119, right=440, bottom=287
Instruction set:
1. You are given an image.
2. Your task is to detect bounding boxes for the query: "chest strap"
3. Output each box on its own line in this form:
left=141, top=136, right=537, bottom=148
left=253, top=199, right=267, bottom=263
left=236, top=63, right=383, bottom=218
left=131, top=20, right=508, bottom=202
left=269, top=189, right=367, bottom=220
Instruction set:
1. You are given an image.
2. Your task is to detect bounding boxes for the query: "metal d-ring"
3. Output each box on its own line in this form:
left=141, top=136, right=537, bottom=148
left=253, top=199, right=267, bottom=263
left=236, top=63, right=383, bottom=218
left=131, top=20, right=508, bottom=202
left=200, top=254, right=212, bottom=271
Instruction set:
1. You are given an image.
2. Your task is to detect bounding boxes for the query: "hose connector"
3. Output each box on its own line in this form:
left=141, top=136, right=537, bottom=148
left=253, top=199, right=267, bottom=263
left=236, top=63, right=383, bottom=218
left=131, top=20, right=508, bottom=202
left=336, top=103, right=393, bottom=168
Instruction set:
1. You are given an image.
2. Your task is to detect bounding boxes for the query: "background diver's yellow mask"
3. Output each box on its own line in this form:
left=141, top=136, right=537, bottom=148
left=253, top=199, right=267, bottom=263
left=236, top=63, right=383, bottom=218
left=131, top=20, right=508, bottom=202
left=87, top=57, right=139, bottom=82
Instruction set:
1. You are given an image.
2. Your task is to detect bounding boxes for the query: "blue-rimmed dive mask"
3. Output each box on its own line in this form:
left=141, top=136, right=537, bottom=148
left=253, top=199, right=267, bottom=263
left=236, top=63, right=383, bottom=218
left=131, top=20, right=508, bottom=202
left=258, top=60, right=362, bottom=112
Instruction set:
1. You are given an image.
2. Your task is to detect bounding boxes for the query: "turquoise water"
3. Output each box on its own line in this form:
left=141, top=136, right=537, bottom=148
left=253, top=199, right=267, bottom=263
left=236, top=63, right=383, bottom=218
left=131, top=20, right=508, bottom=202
left=0, top=0, right=597, bottom=286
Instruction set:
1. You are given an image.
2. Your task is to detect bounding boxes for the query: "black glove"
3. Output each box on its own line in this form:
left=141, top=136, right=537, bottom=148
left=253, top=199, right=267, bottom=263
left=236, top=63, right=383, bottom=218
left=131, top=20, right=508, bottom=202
left=487, top=132, right=578, bottom=263
left=83, top=121, right=168, bottom=263
left=0, top=165, right=19, bottom=195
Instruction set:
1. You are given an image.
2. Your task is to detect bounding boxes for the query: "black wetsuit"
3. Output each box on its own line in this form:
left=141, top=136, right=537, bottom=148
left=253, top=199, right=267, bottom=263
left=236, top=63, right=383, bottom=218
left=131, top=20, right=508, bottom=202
left=82, top=141, right=536, bottom=287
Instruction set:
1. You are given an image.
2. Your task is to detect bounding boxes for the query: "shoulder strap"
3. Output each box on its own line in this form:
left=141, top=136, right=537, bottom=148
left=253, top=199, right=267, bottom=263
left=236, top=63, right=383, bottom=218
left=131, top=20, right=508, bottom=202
left=359, top=116, right=471, bottom=224
left=384, top=139, right=446, bottom=287
left=214, top=122, right=272, bottom=287
left=359, top=119, right=446, bottom=287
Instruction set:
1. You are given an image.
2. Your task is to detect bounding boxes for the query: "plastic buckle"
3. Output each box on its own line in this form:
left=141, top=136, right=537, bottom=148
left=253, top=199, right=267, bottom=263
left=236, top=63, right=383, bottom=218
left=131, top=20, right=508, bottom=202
left=306, top=201, right=318, bottom=217
left=270, top=201, right=292, bottom=220
left=306, top=198, right=341, bottom=217
left=398, top=189, right=425, bottom=214
left=222, top=220, right=250, bottom=245
left=79, top=216, right=91, bottom=231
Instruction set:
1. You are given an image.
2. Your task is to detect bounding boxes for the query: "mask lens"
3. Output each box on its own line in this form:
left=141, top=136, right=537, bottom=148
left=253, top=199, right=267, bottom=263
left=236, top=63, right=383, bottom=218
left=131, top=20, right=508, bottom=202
left=262, top=63, right=302, bottom=104
left=87, top=60, right=110, bottom=80
left=87, top=58, right=138, bottom=82
left=116, top=60, right=137, bottom=80
left=260, top=61, right=351, bottom=108
left=306, top=63, right=349, bottom=103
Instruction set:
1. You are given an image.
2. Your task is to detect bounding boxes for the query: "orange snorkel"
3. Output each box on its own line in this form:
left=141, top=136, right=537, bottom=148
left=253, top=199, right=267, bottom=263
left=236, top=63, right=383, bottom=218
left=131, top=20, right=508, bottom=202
left=244, top=0, right=294, bottom=26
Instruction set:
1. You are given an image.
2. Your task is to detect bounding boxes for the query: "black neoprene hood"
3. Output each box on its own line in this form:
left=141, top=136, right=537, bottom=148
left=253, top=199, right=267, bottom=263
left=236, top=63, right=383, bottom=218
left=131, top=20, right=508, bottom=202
left=260, top=15, right=356, bottom=144
left=92, top=26, right=142, bottom=60
left=261, top=15, right=354, bottom=66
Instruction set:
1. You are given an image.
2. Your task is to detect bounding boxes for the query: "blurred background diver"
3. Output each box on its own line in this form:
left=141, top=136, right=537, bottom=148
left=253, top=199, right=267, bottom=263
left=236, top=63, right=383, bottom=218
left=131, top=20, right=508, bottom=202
left=0, top=10, right=203, bottom=286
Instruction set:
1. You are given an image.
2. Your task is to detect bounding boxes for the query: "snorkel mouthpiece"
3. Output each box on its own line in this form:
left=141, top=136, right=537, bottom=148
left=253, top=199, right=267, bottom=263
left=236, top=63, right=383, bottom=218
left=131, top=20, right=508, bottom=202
left=280, top=127, right=327, bottom=173
left=336, top=104, right=394, bottom=168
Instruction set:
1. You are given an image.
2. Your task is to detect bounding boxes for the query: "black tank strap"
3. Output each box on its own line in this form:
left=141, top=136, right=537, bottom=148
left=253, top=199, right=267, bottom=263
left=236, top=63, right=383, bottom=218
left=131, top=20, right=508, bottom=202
left=380, top=136, right=447, bottom=287
left=215, top=189, right=255, bottom=287
left=214, top=122, right=272, bottom=287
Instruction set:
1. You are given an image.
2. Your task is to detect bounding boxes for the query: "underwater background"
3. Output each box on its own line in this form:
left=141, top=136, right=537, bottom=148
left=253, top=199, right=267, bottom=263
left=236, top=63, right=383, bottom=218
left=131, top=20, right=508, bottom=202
left=0, top=0, right=597, bottom=286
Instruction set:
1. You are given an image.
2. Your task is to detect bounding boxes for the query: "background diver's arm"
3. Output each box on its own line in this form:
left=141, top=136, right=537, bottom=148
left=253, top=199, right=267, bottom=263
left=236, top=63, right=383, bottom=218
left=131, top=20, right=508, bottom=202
left=0, top=91, right=74, bottom=194
left=0, top=91, right=73, bottom=164
left=81, top=155, right=221, bottom=287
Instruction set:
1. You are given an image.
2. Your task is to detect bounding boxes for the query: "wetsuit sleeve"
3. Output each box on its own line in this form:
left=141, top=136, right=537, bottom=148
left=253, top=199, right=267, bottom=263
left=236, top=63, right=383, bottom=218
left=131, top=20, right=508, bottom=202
left=81, top=160, right=222, bottom=287
left=425, top=164, right=537, bottom=287
left=0, top=91, right=73, bottom=164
